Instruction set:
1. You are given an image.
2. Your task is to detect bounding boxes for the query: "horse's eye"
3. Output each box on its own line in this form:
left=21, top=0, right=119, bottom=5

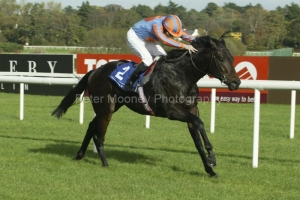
left=219, top=57, right=224, bottom=62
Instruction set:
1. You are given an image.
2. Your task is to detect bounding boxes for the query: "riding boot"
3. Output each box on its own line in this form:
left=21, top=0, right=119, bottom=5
left=123, top=62, right=148, bottom=92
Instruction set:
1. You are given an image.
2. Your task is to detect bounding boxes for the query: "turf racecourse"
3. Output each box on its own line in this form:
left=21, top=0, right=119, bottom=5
left=0, top=93, right=299, bottom=200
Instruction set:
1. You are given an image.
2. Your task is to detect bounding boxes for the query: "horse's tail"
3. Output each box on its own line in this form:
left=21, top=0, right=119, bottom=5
left=51, top=70, right=94, bottom=118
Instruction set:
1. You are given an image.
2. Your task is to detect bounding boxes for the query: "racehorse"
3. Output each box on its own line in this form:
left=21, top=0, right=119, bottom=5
left=52, top=33, right=241, bottom=177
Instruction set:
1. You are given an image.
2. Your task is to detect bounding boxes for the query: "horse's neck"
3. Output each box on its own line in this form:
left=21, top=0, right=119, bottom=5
left=154, top=63, right=199, bottom=87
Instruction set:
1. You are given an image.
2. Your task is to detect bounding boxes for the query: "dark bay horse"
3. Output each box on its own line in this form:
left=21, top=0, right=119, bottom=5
left=52, top=34, right=241, bottom=177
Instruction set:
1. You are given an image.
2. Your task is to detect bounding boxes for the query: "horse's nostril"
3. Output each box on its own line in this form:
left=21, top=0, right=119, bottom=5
left=233, top=79, right=241, bottom=86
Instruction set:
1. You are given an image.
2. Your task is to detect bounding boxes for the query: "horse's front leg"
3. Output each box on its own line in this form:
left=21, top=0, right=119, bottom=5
left=195, top=118, right=216, bottom=167
left=93, top=134, right=108, bottom=167
left=187, top=123, right=217, bottom=177
left=191, top=108, right=216, bottom=167
left=165, top=104, right=217, bottom=177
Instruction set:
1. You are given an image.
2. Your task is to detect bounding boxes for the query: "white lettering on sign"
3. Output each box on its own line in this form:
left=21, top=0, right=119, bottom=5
left=248, top=96, right=254, bottom=102
left=241, top=96, right=247, bottom=102
left=47, top=61, right=57, bottom=73
left=83, top=59, right=122, bottom=72
left=28, top=61, right=37, bottom=72
left=9, top=60, right=17, bottom=72
left=84, top=59, right=97, bottom=72
left=1, top=83, right=4, bottom=89
left=231, top=97, right=240, bottom=103
left=220, top=96, right=231, bottom=102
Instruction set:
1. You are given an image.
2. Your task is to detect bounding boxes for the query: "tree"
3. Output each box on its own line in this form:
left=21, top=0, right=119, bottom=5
left=131, top=5, right=155, bottom=18
left=264, top=11, right=288, bottom=49
left=242, top=6, right=269, bottom=50
left=64, top=5, right=77, bottom=15
left=77, top=1, right=92, bottom=30
left=212, top=7, right=242, bottom=31
left=165, top=0, right=179, bottom=14
left=284, top=3, right=300, bottom=21
left=185, top=9, right=208, bottom=29
left=86, top=7, right=107, bottom=29
left=224, top=2, right=245, bottom=13
left=204, top=2, right=218, bottom=17
left=286, top=18, right=300, bottom=48
left=0, top=0, right=20, bottom=43
left=113, top=9, right=141, bottom=29
left=154, top=3, right=167, bottom=15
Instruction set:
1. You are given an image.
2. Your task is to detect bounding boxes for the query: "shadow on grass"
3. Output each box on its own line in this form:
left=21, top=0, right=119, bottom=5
left=28, top=143, right=158, bottom=166
left=1, top=134, right=299, bottom=165
left=27, top=142, right=208, bottom=176
left=0, top=134, right=79, bottom=145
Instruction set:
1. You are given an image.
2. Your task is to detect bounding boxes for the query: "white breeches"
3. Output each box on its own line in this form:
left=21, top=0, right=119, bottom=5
left=127, top=28, right=167, bottom=66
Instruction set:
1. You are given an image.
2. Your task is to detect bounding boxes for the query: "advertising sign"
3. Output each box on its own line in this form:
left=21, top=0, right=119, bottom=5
left=76, top=54, right=141, bottom=74
left=198, top=56, right=269, bottom=103
left=0, top=54, right=74, bottom=95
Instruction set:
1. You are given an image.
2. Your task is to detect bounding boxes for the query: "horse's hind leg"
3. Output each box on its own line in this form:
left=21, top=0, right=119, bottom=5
left=76, top=117, right=97, bottom=160
left=75, top=114, right=110, bottom=167
left=92, top=114, right=112, bottom=167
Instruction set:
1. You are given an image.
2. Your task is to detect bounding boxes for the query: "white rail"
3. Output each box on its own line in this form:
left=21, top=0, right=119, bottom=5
left=197, top=79, right=299, bottom=168
left=0, top=72, right=81, bottom=78
left=0, top=75, right=298, bottom=168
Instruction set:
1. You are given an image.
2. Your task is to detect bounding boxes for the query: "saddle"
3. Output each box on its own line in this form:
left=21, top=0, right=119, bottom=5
left=109, top=57, right=159, bottom=115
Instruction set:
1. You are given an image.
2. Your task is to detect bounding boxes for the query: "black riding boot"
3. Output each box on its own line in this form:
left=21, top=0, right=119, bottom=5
left=123, top=62, right=148, bottom=92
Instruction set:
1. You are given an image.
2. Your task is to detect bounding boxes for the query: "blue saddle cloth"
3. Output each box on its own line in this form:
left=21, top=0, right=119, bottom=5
left=109, top=62, right=145, bottom=90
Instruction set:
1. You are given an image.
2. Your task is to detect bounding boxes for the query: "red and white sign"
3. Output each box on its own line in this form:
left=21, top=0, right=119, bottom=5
left=76, top=54, right=141, bottom=74
left=199, top=56, right=269, bottom=103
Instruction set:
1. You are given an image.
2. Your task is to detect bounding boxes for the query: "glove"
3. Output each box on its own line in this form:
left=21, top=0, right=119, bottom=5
left=184, top=44, right=198, bottom=54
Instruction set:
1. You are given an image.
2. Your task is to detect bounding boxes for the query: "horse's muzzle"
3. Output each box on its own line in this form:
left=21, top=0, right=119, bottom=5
left=227, top=79, right=241, bottom=91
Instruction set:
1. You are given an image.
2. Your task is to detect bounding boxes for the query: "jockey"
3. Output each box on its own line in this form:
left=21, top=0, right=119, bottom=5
left=124, top=15, right=198, bottom=92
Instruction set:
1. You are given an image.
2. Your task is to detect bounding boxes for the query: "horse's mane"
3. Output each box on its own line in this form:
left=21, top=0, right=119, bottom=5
left=165, top=34, right=228, bottom=60
left=160, top=32, right=231, bottom=71
left=164, top=49, right=188, bottom=61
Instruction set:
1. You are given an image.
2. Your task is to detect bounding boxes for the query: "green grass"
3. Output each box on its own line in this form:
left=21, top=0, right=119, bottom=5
left=0, top=92, right=299, bottom=200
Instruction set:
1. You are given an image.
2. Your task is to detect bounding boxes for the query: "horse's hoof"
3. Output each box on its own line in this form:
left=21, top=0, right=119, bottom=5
left=75, top=152, right=84, bottom=160
left=207, top=156, right=217, bottom=167
left=210, top=173, right=218, bottom=178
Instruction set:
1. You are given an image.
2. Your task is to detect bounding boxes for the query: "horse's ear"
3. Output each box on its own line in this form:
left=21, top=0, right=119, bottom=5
left=219, top=30, right=231, bottom=40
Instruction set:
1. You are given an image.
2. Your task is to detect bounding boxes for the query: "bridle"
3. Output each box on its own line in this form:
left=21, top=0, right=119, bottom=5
left=190, top=48, right=229, bottom=84
left=162, top=47, right=229, bottom=84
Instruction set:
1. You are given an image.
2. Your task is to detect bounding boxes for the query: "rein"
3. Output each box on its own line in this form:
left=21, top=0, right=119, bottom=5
left=163, top=50, right=188, bottom=62
left=162, top=48, right=228, bottom=84
left=190, top=49, right=227, bottom=84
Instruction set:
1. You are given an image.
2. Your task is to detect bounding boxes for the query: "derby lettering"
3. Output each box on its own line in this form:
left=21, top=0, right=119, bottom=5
left=9, top=60, right=17, bottom=72
left=47, top=61, right=57, bottom=73
left=28, top=61, right=37, bottom=72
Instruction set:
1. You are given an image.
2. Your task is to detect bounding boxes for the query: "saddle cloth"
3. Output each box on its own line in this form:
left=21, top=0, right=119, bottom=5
left=108, top=58, right=158, bottom=116
left=109, top=58, right=158, bottom=91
